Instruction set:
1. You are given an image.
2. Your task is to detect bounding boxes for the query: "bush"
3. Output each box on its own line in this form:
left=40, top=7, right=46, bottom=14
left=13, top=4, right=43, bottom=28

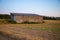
left=8, top=20, right=17, bottom=24
left=21, top=21, right=40, bottom=24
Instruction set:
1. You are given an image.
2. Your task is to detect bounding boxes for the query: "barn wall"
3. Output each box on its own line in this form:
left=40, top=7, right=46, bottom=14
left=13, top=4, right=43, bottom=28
left=11, top=15, right=16, bottom=21
left=15, top=16, right=43, bottom=23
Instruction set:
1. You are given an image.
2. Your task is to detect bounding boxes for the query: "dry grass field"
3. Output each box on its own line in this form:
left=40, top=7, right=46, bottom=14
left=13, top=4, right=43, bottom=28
left=0, top=20, right=60, bottom=40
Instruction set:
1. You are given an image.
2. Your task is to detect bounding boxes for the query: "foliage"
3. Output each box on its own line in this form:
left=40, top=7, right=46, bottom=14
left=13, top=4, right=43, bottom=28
left=21, top=21, right=40, bottom=24
left=8, top=20, right=17, bottom=24
left=43, top=16, right=56, bottom=20
left=0, top=14, right=10, bottom=19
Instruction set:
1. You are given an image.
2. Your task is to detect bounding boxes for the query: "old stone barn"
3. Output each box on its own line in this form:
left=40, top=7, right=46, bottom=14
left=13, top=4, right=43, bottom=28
left=10, top=13, right=43, bottom=23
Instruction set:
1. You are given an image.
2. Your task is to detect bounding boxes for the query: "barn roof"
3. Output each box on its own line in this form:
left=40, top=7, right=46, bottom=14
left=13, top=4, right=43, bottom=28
left=10, top=13, right=41, bottom=16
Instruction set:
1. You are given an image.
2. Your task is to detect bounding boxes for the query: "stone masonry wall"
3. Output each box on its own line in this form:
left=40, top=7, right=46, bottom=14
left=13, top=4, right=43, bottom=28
left=15, top=16, right=43, bottom=23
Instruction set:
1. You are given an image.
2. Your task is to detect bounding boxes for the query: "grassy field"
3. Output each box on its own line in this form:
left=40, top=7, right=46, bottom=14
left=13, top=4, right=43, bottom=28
left=0, top=20, right=60, bottom=40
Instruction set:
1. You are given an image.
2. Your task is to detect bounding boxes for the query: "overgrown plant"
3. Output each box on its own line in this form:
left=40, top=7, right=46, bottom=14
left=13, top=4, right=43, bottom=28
left=8, top=20, right=17, bottom=24
left=21, top=21, right=40, bottom=24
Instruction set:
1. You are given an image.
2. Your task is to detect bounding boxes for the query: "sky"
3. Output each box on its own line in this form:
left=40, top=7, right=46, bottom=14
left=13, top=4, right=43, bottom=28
left=0, top=0, right=60, bottom=17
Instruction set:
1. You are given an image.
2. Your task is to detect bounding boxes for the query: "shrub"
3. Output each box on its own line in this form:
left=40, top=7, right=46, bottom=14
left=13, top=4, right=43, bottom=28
left=8, top=20, right=17, bottom=24
left=21, top=21, right=40, bottom=24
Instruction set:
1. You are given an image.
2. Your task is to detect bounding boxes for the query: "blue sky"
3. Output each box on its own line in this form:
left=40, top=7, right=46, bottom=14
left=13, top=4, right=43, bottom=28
left=0, top=0, right=60, bottom=17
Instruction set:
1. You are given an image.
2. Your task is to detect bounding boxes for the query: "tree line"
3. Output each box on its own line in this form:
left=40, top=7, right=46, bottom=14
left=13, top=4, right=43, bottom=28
left=0, top=14, right=10, bottom=19
left=43, top=16, right=60, bottom=20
